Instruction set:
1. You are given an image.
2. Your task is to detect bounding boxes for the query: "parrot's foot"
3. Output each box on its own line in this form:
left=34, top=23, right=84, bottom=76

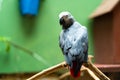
left=83, top=62, right=89, bottom=67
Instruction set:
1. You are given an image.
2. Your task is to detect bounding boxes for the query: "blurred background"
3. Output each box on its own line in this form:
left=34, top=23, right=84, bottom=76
left=0, top=0, right=119, bottom=79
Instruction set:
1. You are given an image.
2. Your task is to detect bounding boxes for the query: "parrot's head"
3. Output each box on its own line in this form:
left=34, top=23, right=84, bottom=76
left=59, top=11, right=75, bottom=29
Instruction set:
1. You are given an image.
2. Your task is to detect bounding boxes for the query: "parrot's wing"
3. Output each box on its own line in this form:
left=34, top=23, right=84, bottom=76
left=69, top=26, right=88, bottom=62
left=80, top=28, right=88, bottom=63
left=59, top=31, right=72, bottom=55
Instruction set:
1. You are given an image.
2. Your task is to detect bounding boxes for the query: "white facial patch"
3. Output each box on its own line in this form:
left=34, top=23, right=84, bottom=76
left=59, top=11, right=71, bottom=19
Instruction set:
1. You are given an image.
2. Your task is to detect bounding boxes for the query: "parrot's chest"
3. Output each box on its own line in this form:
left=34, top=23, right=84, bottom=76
left=63, top=31, right=73, bottom=42
left=63, top=29, right=79, bottom=41
left=61, top=29, right=79, bottom=47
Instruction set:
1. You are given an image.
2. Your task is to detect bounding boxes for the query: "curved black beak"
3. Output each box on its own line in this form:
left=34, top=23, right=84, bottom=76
left=59, top=18, right=65, bottom=25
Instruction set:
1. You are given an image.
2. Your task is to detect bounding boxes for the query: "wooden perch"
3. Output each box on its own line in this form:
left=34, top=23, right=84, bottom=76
left=84, top=55, right=110, bottom=80
left=59, top=72, right=70, bottom=80
left=85, top=61, right=110, bottom=80
left=59, top=66, right=100, bottom=80
left=82, top=66, right=100, bottom=80
left=27, top=55, right=110, bottom=80
left=27, top=61, right=67, bottom=80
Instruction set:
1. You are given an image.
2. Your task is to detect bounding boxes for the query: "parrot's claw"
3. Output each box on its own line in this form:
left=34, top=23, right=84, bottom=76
left=83, top=62, right=89, bottom=67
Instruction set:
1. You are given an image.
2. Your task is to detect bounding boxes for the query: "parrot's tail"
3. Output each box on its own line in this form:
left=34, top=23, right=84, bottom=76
left=70, top=61, right=82, bottom=78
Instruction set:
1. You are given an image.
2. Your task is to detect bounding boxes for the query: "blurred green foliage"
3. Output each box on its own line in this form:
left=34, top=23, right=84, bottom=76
left=0, top=0, right=101, bottom=73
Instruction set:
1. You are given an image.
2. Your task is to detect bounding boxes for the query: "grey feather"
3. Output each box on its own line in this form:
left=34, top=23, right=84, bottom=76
left=59, top=21, right=88, bottom=67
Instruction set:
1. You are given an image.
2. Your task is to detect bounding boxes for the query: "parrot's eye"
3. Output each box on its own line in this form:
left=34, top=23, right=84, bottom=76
left=59, top=18, right=65, bottom=25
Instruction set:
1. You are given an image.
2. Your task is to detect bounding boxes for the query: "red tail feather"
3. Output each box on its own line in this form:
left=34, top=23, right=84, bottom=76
left=70, top=68, right=80, bottom=78
left=70, top=61, right=81, bottom=78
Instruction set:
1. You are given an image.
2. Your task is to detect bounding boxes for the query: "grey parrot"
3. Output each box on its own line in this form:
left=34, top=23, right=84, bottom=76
left=58, top=11, right=88, bottom=78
